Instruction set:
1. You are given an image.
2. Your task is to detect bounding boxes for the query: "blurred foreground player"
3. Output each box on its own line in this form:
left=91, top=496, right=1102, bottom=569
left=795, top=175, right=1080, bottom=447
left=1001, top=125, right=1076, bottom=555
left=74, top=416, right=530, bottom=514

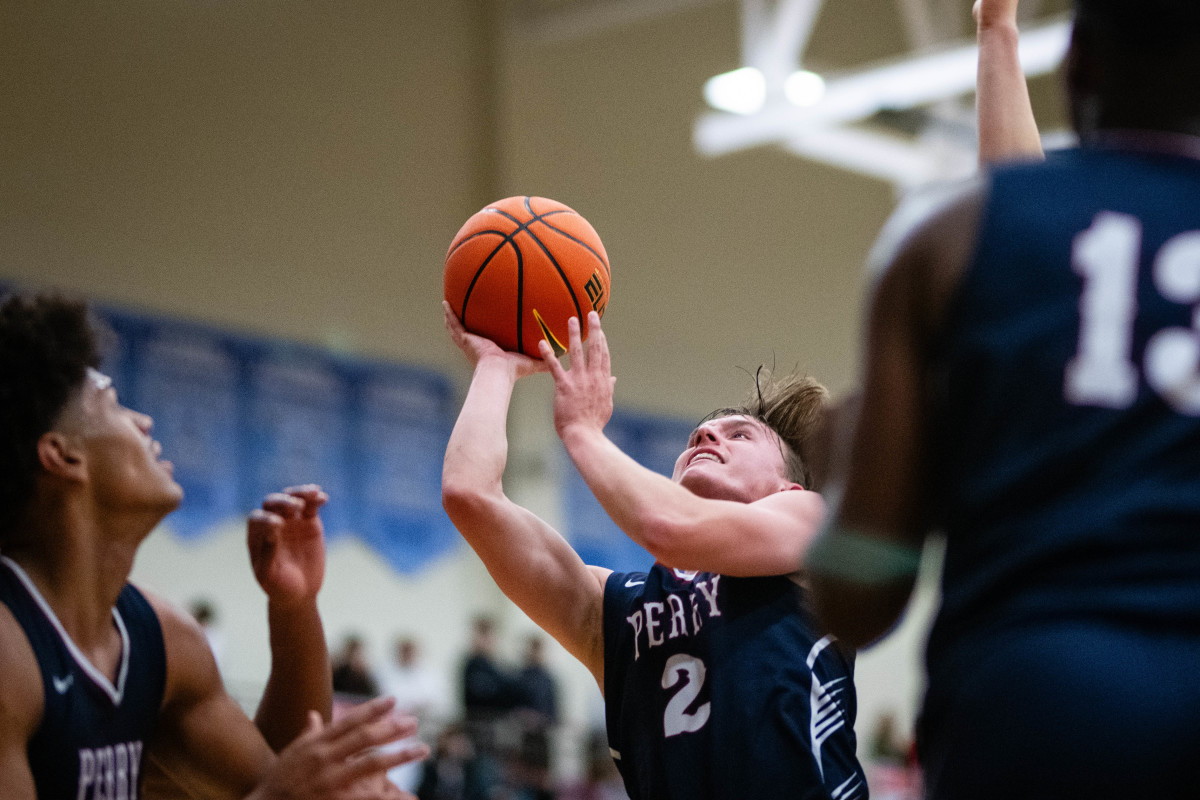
left=442, top=306, right=866, bottom=800
left=0, top=293, right=426, bottom=800
left=810, top=1, right=1200, bottom=797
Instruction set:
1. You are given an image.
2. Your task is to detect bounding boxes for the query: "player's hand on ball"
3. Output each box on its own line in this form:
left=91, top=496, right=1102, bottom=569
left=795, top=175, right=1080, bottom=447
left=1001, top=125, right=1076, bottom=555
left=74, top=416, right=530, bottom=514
left=540, top=311, right=616, bottom=438
left=443, top=301, right=546, bottom=378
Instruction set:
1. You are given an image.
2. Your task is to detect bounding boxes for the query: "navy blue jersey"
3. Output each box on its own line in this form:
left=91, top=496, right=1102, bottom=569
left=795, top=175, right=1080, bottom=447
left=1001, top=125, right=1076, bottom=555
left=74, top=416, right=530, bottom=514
left=920, top=144, right=1200, bottom=798
left=0, top=556, right=167, bottom=800
left=603, top=564, right=867, bottom=800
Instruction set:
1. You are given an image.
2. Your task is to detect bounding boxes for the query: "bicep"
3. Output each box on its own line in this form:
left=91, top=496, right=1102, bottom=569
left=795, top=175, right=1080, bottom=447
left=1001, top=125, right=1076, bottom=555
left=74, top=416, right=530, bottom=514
left=147, top=595, right=273, bottom=799
left=0, top=611, right=41, bottom=800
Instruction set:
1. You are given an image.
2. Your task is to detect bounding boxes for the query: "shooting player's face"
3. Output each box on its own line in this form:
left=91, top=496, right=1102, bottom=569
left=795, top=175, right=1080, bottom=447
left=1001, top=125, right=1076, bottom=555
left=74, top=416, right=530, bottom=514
left=55, top=369, right=183, bottom=515
left=672, top=415, right=792, bottom=503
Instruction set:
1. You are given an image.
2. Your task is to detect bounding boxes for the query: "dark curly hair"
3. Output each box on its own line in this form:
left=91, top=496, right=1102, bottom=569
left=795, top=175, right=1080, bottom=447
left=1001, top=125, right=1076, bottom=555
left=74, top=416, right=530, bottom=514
left=702, top=367, right=829, bottom=490
left=0, top=293, right=109, bottom=543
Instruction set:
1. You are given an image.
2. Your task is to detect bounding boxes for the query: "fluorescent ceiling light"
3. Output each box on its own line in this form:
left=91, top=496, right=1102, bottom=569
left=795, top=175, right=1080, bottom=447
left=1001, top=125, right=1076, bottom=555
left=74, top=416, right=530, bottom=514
left=703, top=67, right=766, bottom=115
left=784, top=69, right=825, bottom=107
left=695, top=16, right=1071, bottom=156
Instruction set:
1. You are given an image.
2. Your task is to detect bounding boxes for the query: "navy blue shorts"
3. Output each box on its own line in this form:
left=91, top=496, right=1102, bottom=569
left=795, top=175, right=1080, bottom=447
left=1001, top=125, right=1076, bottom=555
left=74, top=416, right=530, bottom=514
left=920, top=621, right=1200, bottom=800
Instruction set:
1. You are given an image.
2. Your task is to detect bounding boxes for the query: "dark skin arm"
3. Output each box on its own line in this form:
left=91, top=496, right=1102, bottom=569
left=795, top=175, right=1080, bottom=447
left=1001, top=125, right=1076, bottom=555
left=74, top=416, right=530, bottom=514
left=0, top=605, right=41, bottom=800
left=145, top=487, right=429, bottom=799
left=810, top=183, right=985, bottom=649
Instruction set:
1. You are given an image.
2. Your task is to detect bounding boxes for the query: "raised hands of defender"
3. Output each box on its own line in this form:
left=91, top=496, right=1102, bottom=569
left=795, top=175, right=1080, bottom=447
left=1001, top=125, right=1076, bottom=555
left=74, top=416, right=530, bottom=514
left=443, top=301, right=547, bottom=379
left=247, top=486, right=328, bottom=610
left=974, top=0, right=1019, bottom=31
left=538, top=311, right=616, bottom=439
left=252, top=696, right=429, bottom=800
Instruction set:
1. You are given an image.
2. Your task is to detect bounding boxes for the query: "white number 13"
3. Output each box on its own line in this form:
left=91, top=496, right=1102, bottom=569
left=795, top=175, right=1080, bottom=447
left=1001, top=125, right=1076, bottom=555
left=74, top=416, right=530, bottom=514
left=1065, top=211, right=1200, bottom=415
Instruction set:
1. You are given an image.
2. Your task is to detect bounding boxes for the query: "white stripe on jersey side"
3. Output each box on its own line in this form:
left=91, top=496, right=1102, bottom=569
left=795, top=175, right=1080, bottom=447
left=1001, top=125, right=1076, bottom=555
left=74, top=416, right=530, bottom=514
left=609, top=748, right=621, bottom=760
left=806, top=635, right=848, bottom=781
left=831, top=771, right=866, bottom=800
left=0, top=555, right=130, bottom=705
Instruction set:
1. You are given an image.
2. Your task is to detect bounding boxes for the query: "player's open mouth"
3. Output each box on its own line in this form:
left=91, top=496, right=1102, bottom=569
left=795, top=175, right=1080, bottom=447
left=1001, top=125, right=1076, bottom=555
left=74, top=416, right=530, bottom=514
left=688, top=451, right=722, bottom=467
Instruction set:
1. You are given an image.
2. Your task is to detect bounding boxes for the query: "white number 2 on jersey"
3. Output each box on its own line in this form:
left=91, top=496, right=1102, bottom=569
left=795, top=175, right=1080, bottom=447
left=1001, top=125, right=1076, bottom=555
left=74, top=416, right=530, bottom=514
left=1066, top=211, right=1200, bottom=414
left=661, top=654, right=710, bottom=737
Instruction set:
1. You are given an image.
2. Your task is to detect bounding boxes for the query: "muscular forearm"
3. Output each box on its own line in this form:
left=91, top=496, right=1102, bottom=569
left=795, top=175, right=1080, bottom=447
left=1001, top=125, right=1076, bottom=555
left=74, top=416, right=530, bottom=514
left=254, top=599, right=331, bottom=751
left=559, top=424, right=801, bottom=573
left=443, top=357, right=518, bottom=500
left=977, top=19, right=1043, bottom=164
left=560, top=424, right=681, bottom=551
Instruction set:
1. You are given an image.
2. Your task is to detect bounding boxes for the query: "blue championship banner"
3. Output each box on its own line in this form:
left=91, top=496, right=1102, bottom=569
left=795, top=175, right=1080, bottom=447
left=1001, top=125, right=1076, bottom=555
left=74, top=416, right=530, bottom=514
left=347, top=364, right=457, bottom=573
left=84, top=303, right=458, bottom=574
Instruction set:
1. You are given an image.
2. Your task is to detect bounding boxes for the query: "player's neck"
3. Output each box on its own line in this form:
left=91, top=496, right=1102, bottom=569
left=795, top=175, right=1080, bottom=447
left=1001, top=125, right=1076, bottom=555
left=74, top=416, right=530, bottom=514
left=5, top=495, right=150, bottom=646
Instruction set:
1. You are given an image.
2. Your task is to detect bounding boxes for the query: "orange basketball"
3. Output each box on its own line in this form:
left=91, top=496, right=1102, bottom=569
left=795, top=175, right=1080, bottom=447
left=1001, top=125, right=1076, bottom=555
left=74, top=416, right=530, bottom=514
left=444, top=196, right=611, bottom=357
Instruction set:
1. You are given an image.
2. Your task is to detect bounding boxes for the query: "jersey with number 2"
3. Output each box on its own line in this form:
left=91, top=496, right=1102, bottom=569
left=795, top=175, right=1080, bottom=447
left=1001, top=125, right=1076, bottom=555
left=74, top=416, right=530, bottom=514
left=603, top=564, right=867, bottom=800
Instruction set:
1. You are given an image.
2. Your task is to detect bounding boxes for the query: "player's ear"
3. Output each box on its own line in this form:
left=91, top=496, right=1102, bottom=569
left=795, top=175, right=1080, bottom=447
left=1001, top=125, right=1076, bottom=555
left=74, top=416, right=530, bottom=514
left=37, top=431, right=87, bottom=482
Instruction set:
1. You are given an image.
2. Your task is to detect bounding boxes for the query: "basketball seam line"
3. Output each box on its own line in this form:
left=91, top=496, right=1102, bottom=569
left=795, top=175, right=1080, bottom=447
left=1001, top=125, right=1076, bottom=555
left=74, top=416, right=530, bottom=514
left=456, top=202, right=572, bottom=353
left=535, top=219, right=610, bottom=281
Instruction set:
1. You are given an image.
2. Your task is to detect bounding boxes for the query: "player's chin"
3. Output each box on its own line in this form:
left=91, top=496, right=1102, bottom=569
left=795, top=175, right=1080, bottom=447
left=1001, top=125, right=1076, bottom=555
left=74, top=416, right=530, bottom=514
left=676, top=468, right=726, bottom=499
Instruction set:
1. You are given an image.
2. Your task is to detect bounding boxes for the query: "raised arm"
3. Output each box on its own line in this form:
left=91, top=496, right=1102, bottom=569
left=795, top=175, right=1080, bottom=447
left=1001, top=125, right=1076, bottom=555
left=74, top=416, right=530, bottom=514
left=542, top=314, right=826, bottom=577
left=246, top=486, right=334, bottom=746
left=975, top=0, right=1045, bottom=164
left=441, top=304, right=609, bottom=684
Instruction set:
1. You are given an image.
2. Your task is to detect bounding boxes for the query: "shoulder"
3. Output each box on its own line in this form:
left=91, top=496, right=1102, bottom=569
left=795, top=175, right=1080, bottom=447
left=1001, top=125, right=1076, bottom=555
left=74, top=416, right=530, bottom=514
left=135, top=585, right=221, bottom=706
left=0, top=602, right=43, bottom=746
left=869, top=176, right=989, bottom=343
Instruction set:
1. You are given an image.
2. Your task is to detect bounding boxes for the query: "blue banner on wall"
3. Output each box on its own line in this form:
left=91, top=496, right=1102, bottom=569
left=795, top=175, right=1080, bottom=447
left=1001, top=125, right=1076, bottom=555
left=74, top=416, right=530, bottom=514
left=130, top=324, right=242, bottom=537
left=563, top=409, right=696, bottom=575
left=348, top=364, right=458, bottom=573
left=88, top=304, right=458, bottom=573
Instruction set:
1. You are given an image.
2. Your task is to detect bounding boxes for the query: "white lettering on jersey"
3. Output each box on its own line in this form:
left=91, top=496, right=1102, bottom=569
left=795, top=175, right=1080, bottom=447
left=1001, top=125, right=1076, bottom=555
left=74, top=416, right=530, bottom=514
left=666, top=594, right=688, bottom=639
left=694, top=575, right=721, bottom=617
left=77, top=740, right=142, bottom=800
left=645, top=602, right=665, bottom=647
left=625, top=576, right=723, bottom=660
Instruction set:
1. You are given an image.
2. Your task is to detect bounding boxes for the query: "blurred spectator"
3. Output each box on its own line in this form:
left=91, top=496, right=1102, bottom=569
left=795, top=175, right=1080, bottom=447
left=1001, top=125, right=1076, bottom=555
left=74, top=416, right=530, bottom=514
left=331, top=633, right=380, bottom=698
left=867, top=711, right=909, bottom=766
left=559, top=730, right=628, bottom=800
left=515, top=636, right=559, bottom=727
left=189, top=597, right=226, bottom=674
left=510, top=635, right=560, bottom=800
left=383, top=635, right=451, bottom=793
left=461, top=616, right=518, bottom=724
left=417, top=723, right=496, bottom=800
left=385, top=635, right=451, bottom=723
left=866, top=711, right=922, bottom=800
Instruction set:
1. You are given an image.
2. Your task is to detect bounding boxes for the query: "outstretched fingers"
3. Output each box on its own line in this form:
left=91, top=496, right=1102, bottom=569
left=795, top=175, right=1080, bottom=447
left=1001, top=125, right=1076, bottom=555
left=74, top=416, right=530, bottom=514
left=338, top=740, right=431, bottom=788
left=321, top=697, right=410, bottom=761
left=584, top=311, right=610, bottom=378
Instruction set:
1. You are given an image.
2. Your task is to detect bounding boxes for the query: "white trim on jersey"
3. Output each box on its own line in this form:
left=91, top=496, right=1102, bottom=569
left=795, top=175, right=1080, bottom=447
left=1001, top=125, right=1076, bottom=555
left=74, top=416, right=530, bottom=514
left=0, top=555, right=131, bottom=705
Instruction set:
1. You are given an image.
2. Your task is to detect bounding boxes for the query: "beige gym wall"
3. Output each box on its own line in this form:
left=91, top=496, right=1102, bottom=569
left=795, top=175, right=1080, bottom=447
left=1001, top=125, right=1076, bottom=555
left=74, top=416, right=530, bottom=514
left=0, top=0, right=1066, bottom=762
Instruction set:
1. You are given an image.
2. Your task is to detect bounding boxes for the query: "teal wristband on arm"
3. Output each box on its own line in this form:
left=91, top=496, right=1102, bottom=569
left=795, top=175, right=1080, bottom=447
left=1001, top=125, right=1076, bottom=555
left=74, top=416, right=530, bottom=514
left=807, top=522, right=922, bottom=584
